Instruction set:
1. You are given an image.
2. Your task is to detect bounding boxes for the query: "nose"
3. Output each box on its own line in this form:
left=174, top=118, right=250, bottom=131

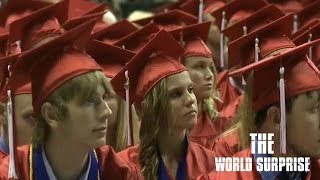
left=185, top=91, right=196, bottom=107
left=99, top=100, right=112, bottom=121
left=205, top=67, right=213, bottom=81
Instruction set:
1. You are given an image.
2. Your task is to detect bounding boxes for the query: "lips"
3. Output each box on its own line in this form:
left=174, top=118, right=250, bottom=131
left=92, top=126, right=107, bottom=132
left=185, top=109, right=197, bottom=116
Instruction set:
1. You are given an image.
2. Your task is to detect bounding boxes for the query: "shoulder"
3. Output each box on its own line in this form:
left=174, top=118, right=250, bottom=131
left=97, top=145, right=142, bottom=180
left=213, top=130, right=240, bottom=157
left=0, top=145, right=30, bottom=180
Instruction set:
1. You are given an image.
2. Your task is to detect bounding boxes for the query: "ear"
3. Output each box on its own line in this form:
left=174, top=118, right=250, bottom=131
left=266, top=106, right=281, bottom=130
left=0, top=102, right=6, bottom=125
left=41, top=102, right=60, bottom=129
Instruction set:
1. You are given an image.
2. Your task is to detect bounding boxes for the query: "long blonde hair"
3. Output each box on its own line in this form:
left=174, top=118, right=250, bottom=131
left=138, top=77, right=173, bottom=180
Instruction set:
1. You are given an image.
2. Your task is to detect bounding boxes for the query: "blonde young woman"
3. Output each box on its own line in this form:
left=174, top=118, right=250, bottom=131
left=0, top=21, right=141, bottom=179
left=169, top=22, right=230, bottom=150
left=114, top=30, right=217, bottom=180
left=87, top=40, right=140, bottom=152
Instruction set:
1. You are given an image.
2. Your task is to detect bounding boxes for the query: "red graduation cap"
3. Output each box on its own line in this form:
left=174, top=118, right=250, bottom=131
left=292, top=22, right=320, bottom=66
left=132, top=10, right=198, bottom=31
left=68, top=0, right=107, bottom=19
left=267, top=0, right=303, bottom=14
left=110, top=29, right=186, bottom=108
left=8, top=0, right=68, bottom=51
left=12, top=19, right=100, bottom=114
left=90, top=20, right=138, bottom=45
left=0, top=0, right=51, bottom=27
left=293, top=22, right=320, bottom=46
left=63, top=11, right=106, bottom=31
left=291, top=19, right=320, bottom=40
left=222, top=4, right=285, bottom=43
left=0, top=27, right=8, bottom=57
left=228, top=14, right=295, bottom=68
left=169, top=21, right=212, bottom=59
left=204, top=0, right=226, bottom=14
left=153, top=0, right=189, bottom=14
left=230, top=38, right=320, bottom=154
left=210, top=0, right=268, bottom=30
left=87, top=40, right=135, bottom=78
left=296, top=0, right=320, bottom=30
left=114, top=23, right=161, bottom=53
left=179, top=0, right=226, bottom=18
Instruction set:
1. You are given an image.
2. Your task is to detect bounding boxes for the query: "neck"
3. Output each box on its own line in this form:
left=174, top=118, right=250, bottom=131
left=198, top=101, right=203, bottom=114
left=158, top=130, right=186, bottom=161
left=44, top=133, right=90, bottom=180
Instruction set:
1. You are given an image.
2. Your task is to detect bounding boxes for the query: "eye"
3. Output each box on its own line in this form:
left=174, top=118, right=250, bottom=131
left=310, top=104, right=320, bottom=113
left=188, top=86, right=194, bottom=94
left=169, top=90, right=182, bottom=98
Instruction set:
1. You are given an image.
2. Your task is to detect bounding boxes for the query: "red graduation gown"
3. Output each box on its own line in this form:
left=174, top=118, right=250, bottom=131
left=189, top=111, right=231, bottom=149
left=216, top=70, right=242, bottom=120
left=212, top=129, right=241, bottom=157
left=0, top=145, right=142, bottom=180
left=0, top=150, right=6, bottom=160
left=118, top=141, right=217, bottom=180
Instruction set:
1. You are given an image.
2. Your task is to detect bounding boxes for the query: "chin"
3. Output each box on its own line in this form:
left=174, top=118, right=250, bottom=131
left=92, top=138, right=107, bottom=149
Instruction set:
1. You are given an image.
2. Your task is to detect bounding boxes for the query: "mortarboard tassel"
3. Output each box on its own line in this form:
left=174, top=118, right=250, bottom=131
left=279, top=66, right=286, bottom=154
left=7, top=89, right=17, bottom=179
left=255, top=38, right=260, bottom=63
left=7, top=64, right=18, bottom=179
left=220, top=11, right=226, bottom=69
left=242, top=75, right=246, bottom=86
left=198, top=0, right=204, bottom=23
left=243, top=26, right=247, bottom=36
left=124, top=70, right=133, bottom=147
left=308, top=33, right=313, bottom=60
left=293, top=14, right=298, bottom=34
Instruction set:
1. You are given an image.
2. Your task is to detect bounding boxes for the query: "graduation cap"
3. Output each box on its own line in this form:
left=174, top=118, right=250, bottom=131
left=0, top=27, right=9, bottom=57
left=179, top=0, right=226, bottom=22
left=68, top=0, right=107, bottom=19
left=228, top=14, right=295, bottom=69
left=296, top=0, right=320, bottom=30
left=63, top=11, right=106, bottom=31
left=111, top=30, right=185, bottom=109
left=114, top=23, right=161, bottom=53
left=291, top=19, right=320, bottom=40
left=210, top=0, right=268, bottom=30
left=0, top=0, right=51, bottom=27
left=132, top=10, right=198, bottom=31
left=90, top=20, right=139, bottom=45
left=8, top=0, right=68, bottom=51
left=11, top=19, right=99, bottom=114
left=153, top=0, right=188, bottom=14
left=267, top=0, right=303, bottom=14
left=222, top=4, right=285, bottom=43
left=292, top=22, right=320, bottom=66
left=87, top=40, right=135, bottom=78
left=210, top=0, right=268, bottom=69
left=229, top=38, right=320, bottom=154
left=169, top=21, right=212, bottom=59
